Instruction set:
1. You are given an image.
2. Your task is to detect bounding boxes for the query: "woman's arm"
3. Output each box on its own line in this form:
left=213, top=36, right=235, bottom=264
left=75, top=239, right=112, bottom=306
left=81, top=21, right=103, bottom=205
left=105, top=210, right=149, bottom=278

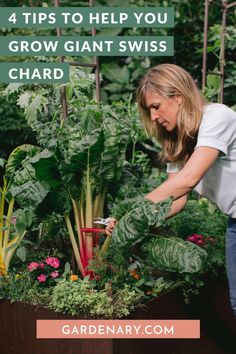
left=166, top=172, right=188, bottom=218
left=145, top=146, right=220, bottom=203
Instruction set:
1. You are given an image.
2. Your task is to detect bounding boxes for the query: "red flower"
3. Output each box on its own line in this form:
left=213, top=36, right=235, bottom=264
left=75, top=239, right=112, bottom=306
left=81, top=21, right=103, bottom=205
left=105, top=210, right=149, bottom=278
left=186, top=233, right=205, bottom=247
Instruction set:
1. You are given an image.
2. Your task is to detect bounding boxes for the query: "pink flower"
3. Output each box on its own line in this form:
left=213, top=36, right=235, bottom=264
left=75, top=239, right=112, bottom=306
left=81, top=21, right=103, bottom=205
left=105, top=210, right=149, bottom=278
left=37, top=274, right=47, bottom=283
left=38, top=262, right=45, bottom=269
left=46, top=257, right=60, bottom=269
left=50, top=271, right=59, bottom=278
left=28, top=262, right=39, bottom=272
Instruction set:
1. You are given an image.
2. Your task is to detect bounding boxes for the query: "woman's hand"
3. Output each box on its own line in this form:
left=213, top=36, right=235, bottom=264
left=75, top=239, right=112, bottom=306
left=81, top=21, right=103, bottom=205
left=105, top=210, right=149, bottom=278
left=105, top=218, right=118, bottom=236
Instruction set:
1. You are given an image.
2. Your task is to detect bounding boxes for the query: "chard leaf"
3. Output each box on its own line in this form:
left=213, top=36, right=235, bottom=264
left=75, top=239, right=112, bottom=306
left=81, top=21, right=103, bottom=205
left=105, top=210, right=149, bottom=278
left=10, top=181, right=50, bottom=209
left=112, top=198, right=171, bottom=245
left=13, top=208, right=34, bottom=238
left=30, top=149, right=61, bottom=189
left=99, top=105, right=130, bottom=187
left=59, top=129, right=104, bottom=199
left=149, top=237, right=207, bottom=274
left=5, top=144, right=40, bottom=180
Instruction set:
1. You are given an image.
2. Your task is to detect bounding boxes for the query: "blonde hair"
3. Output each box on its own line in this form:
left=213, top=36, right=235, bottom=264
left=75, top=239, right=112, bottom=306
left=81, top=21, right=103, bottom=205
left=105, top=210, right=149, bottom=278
left=137, top=64, right=206, bottom=162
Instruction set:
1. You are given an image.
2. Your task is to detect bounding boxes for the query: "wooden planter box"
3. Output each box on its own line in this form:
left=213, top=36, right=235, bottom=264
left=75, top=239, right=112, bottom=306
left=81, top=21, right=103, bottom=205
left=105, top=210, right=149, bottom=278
left=1, top=277, right=236, bottom=354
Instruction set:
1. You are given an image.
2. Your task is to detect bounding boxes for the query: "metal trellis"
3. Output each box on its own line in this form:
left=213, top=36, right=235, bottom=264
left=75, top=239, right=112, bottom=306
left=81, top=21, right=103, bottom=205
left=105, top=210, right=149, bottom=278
left=202, top=0, right=236, bottom=102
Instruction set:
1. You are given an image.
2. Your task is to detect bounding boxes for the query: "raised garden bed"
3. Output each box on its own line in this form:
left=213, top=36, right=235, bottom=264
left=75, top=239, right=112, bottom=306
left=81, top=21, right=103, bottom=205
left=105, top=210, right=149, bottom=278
left=1, top=277, right=235, bottom=354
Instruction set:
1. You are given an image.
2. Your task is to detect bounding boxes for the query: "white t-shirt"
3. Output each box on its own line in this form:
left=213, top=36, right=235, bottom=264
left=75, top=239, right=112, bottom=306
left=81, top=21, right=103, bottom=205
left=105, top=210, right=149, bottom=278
left=167, top=103, right=236, bottom=218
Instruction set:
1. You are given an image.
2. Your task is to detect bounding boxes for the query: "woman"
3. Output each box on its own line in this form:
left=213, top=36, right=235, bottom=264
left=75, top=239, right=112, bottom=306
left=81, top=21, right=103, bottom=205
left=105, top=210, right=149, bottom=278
left=107, top=63, right=236, bottom=318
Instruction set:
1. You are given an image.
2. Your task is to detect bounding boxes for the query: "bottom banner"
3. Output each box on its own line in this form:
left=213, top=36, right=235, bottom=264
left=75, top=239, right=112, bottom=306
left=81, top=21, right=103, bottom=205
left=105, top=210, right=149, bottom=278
left=37, top=319, right=200, bottom=339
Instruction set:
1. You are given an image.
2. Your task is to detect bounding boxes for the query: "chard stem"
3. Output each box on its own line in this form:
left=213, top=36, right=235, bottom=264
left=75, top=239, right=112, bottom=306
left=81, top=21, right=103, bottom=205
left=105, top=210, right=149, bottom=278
left=64, top=213, right=86, bottom=277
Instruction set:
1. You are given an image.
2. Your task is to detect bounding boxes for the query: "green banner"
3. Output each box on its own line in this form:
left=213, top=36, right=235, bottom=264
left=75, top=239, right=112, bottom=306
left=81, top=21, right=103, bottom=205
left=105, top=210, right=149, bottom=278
left=0, top=36, right=173, bottom=56
left=0, top=62, right=70, bottom=83
left=0, top=7, right=174, bottom=28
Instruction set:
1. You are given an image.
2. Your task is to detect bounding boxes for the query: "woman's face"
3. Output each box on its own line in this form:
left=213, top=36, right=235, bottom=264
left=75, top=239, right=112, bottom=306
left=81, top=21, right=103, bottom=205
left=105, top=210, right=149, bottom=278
left=145, top=91, right=182, bottom=132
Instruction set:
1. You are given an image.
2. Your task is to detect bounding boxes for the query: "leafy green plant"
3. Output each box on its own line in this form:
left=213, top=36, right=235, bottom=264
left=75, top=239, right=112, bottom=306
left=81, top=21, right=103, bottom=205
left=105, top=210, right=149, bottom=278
left=149, top=236, right=207, bottom=274
left=0, top=270, right=52, bottom=306
left=160, top=198, right=227, bottom=272
left=50, top=278, right=142, bottom=318
left=112, top=197, right=172, bottom=245
left=204, top=24, right=236, bottom=104
left=3, top=68, right=142, bottom=278
left=0, top=146, right=38, bottom=277
left=167, top=198, right=227, bottom=239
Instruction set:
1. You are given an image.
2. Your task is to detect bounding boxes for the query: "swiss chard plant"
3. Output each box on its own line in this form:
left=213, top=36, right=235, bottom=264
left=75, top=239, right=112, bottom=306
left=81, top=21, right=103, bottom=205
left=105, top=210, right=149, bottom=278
left=0, top=146, right=36, bottom=277
left=111, top=196, right=207, bottom=275
left=3, top=68, right=144, bottom=278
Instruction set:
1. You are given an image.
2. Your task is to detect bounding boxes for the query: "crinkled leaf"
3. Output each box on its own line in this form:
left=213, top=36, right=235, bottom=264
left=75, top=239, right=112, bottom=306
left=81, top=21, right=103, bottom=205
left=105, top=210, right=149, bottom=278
left=149, top=237, right=208, bottom=274
left=112, top=198, right=172, bottom=245
left=112, top=196, right=143, bottom=220
left=59, top=129, right=104, bottom=199
left=96, top=104, right=131, bottom=193
left=10, top=181, right=50, bottom=210
left=5, top=144, right=40, bottom=181
left=61, top=128, right=103, bottom=170
left=13, top=164, right=36, bottom=186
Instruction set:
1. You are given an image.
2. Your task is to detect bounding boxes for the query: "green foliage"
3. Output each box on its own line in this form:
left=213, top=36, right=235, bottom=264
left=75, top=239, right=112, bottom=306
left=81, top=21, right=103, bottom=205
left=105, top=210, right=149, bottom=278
left=0, top=94, right=35, bottom=159
left=0, top=147, right=38, bottom=277
left=0, top=271, right=52, bottom=306
left=149, top=236, right=207, bottom=274
left=1, top=1, right=236, bottom=159
left=204, top=24, right=236, bottom=104
left=109, top=165, right=167, bottom=218
left=3, top=68, right=147, bottom=277
left=165, top=199, right=227, bottom=271
left=168, top=199, right=227, bottom=239
left=50, top=278, right=142, bottom=318
left=98, top=0, right=205, bottom=104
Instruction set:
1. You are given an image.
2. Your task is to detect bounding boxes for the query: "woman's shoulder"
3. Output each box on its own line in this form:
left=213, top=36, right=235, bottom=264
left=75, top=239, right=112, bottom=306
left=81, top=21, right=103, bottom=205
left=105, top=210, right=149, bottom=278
left=203, top=103, right=236, bottom=116
left=198, top=103, right=236, bottom=139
